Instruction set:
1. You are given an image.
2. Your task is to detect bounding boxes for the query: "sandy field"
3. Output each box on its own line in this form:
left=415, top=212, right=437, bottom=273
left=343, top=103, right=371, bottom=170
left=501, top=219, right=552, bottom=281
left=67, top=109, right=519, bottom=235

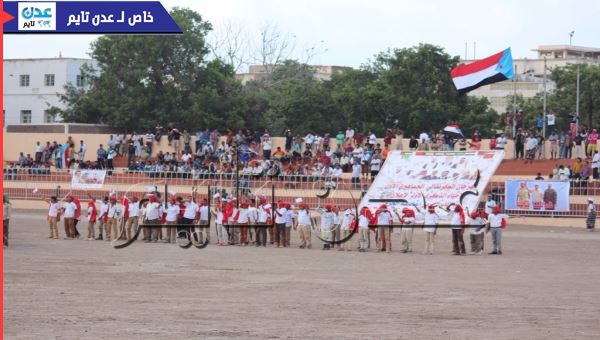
left=4, top=211, right=600, bottom=339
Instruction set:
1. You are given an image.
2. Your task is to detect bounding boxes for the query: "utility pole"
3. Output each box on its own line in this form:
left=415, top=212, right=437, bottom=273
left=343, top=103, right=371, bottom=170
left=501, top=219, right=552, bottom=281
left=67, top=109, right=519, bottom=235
left=513, top=64, right=518, bottom=158
left=542, top=57, right=547, bottom=138
left=576, top=63, right=580, bottom=133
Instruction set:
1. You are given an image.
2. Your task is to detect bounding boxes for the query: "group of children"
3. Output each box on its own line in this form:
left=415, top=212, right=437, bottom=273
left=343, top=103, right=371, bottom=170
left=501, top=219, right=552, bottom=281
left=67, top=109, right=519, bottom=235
left=43, top=192, right=509, bottom=254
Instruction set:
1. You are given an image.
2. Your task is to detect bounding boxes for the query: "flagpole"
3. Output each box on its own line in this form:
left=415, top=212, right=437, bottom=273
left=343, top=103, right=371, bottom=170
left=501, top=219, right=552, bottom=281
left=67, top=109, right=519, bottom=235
left=542, top=57, right=547, bottom=158
left=576, top=64, right=580, bottom=133
left=513, top=64, right=517, bottom=159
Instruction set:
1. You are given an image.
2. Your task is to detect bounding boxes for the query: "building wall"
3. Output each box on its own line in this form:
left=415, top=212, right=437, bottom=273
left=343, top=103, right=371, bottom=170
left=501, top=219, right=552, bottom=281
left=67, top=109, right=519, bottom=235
left=3, top=58, right=96, bottom=125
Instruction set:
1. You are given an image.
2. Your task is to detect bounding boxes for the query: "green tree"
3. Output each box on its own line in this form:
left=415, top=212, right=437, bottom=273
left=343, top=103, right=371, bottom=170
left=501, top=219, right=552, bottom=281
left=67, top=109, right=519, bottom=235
left=55, top=8, right=242, bottom=132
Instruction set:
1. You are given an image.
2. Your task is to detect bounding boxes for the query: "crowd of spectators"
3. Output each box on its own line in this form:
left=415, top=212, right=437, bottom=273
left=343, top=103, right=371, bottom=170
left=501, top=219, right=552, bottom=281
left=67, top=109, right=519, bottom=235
left=10, top=111, right=600, bottom=184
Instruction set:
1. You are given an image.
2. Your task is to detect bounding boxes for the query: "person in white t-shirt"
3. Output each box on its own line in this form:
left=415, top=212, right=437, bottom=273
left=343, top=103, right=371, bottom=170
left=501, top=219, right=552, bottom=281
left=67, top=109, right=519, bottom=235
left=284, top=203, right=294, bottom=246
left=304, top=134, right=314, bottom=152
left=357, top=207, right=371, bottom=252
left=448, top=204, right=466, bottom=255
left=274, top=202, right=288, bottom=248
left=44, top=196, right=61, bottom=239
left=340, top=208, right=356, bottom=251
left=213, top=202, right=228, bottom=246
left=320, top=205, right=336, bottom=250
left=247, top=201, right=259, bottom=246
left=178, top=196, right=196, bottom=241
left=61, top=196, right=78, bottom=239
left=143, top=195, right=163, bottom=242
left=417, top=205, right=439, bottom=255
left=165, top=197, right=180, bottom=243
left=296, top=203, right=312, bottom=249
left=236, top=202, right=250, bottom=246
left=368, top=132, right=377, bottom=146
left=486, top=206, right=507, bottom=254
left=469, top=210, right=487, bottom=255
left=106, top=196, right=123, bottom=241
left=375, top=205, right=393, bottom=253
left=197, top=198, right=210, bottom=244
left=125, top=195, right=140, bottom=240
left=256, top=201, right=271, bottom=247
left=396, top=207, right=416, bottom=253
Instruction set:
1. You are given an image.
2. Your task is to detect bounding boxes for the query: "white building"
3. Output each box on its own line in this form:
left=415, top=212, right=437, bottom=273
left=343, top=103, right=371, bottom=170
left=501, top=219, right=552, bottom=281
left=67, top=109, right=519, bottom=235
left=3, top=57, right=96, bottom=125
left=463, top=45, right=600, bottom=114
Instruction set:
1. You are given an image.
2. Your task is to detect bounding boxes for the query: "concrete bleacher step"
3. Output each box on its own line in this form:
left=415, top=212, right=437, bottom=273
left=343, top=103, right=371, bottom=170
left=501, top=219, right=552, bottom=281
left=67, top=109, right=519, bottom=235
left=495, top=159, right=565, bottom=176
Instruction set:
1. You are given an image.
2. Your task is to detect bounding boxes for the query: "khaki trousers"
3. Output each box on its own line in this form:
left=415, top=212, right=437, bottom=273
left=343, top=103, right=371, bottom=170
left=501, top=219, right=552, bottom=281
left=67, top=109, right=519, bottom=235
left=378, top=227, right=391, bottom=251
left=87, top=221, right=96, bottom=239
left=107, top=218, right=120, bottom=240
left=126, top=216, right=139, bottom=239
left=424, top=231, right=435, bottom=254
left=359, top=228, right=369, bottom=249
left=63, top=217, right=75, bottom=238
left=298, top=224, right=311, bottom=247
left=400, top=228, right=414, bottom=251
left=341, top=229, right=353, bottom=250
left=48, top=216, right=59, bottom=238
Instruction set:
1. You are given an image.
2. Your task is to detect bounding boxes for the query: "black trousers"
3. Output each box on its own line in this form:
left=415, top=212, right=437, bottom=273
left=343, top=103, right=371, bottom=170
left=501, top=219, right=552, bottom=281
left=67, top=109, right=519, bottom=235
left=452, top=229, right=466, bottom=254
left=255, top=227, right=267, bottom=246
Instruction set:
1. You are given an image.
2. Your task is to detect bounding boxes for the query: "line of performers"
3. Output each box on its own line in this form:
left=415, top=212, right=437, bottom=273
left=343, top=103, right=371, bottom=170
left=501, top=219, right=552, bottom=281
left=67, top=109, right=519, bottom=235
left=43, top=193, right=507, bottom=255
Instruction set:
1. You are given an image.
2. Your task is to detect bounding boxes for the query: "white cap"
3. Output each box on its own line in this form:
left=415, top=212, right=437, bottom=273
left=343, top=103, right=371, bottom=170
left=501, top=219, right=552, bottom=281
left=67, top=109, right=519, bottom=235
left=588, top=197, right=594, bottom=202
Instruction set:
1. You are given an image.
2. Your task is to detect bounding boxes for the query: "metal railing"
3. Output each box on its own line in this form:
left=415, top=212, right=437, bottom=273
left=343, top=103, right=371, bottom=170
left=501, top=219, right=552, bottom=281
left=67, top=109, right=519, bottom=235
left=4, top=168, right=597, bottom=217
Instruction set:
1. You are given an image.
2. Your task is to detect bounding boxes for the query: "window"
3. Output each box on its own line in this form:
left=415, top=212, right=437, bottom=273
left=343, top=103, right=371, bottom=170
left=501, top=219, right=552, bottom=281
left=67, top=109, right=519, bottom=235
left=20, top=110, right=32, bottom=124
left=19, top=74, right=30, bottom=87
left=44, top=110, right=56, bottom=123
left=44, top=74, right=55, bottom=86
left=76, top=75, right=85, bottom=87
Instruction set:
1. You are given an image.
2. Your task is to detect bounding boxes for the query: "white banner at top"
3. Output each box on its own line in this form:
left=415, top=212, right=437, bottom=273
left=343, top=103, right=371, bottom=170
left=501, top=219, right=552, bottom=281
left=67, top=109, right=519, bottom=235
left=359, top=150, right=504, bottom=215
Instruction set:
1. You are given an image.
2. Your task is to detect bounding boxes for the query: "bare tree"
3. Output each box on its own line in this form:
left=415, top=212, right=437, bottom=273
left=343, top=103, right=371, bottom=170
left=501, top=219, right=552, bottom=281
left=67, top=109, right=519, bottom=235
left=208, top=20, right=250, bottom=72
left=251, top=22, right=297, bottom=72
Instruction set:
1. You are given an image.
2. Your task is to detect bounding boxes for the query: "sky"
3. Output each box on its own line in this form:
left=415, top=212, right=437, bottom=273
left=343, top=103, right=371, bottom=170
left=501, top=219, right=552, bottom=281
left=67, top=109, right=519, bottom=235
left=4, top=0, right=600, bottom=69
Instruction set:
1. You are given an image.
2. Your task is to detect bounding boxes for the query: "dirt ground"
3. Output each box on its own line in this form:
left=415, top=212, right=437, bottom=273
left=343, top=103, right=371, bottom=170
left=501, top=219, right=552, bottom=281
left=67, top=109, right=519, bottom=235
left=4, top=210, right=600, bottom=339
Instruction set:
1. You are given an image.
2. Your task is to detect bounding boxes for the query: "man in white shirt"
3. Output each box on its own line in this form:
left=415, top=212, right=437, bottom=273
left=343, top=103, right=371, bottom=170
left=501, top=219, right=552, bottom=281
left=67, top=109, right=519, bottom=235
left=304, top=134, right=314, bottom=152
left=495, top=134, right=507, bottom=150
left=320, top=205, right=335, bottom=250
left=62, top=196, right=78, bottom=239
left=487, top=206, right=506, bottom=254
left=143, top=195, right=163, bottom=242
left=197, top=198, right=210, bottom=243
left=469, top=210, right=486, bottom=255
left=262, top=136, right=272, bottom=160
left=181, top=196, right=199, bottom=241
left=77, top=140, right=87, bottom=162
left=419, top=205, right=439, bottom=255
left=368, top=131, right=377, bottom=146
left=357, top=207, right=371, bottom=252
left=296, top=203, right=312, bottom=249
left=126, top=195, right=140, bottom=240
left=236, top=202, right=250, bottom=246
left=340, top=208, right=356, bottom=251
left=352, top=162, right=362, bottom=187
left=256, top=201, right=270, bottom=247
left=35, top=141, right=44, bottom=163
left=45, top=196, right=60, bottom=239
left=375, top=205, right=393, bottom=253
left=106, top=196, right=123, bottom=241
left=396, top=207, right=415, bottom=253
left=274, top=202, right=288, bottom=248
left=345, top=127, right=355, bottom=145
left=165, top=197, right=181, bottom=243
left=592, top=150, right=599, bottom=180
left=449, top=204, right=466, bottom=255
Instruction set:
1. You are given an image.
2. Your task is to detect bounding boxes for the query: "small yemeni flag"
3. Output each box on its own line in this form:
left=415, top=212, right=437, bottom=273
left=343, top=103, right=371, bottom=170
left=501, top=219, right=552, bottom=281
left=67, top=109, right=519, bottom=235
left=451, top=48, right=514, bottom=95
left=60, top=144, right=70, bottom=167
left=443, top=125, right=464, bottom=139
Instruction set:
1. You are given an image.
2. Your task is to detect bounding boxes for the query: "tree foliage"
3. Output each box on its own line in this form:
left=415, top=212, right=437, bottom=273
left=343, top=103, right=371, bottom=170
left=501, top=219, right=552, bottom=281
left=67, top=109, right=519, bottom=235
left=56, top=8, right=502, bottom=136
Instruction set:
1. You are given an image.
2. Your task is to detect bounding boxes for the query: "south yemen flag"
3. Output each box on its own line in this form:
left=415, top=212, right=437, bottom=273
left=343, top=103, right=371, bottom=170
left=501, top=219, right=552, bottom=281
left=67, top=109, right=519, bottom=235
left=451, top=48, right=514, bottom=95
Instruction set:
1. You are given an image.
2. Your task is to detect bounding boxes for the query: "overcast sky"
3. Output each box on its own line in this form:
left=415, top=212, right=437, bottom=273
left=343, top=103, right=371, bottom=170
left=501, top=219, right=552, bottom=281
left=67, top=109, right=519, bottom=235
left=5, top=0, right=600, bottom=69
